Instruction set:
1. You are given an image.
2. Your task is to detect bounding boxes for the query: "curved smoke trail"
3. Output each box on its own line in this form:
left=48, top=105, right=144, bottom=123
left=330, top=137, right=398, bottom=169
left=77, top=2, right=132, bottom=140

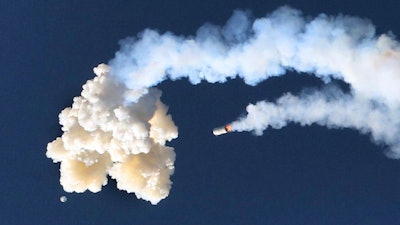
left=47, top=6, right=400, bottom=204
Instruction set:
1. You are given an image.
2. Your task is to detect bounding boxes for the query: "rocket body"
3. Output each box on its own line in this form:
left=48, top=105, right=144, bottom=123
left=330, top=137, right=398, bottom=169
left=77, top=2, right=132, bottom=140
left=213, top=124, right=232, bottom=136
left=213, top=127, right=228, bottom=136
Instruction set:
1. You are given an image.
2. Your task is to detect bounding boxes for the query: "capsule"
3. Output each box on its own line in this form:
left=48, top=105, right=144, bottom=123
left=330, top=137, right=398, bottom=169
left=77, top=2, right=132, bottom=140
left=60, top=196, right=67, bottom=203
left=213, top=124, right=232, bottom=136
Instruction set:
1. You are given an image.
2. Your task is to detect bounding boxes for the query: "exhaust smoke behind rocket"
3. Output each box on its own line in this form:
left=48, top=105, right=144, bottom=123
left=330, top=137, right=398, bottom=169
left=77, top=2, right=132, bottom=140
left=47, top=6, right=400, bottom=205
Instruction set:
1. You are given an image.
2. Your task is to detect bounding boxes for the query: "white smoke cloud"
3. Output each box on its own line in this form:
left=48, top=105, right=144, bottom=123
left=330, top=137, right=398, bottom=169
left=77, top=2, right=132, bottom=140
left=47, top=6, right=400, bottom=204
left=47, top=64, right=178, bottom=205
left=109, top=7, right=400, bottom=106
left=231, top=87, right=400, bottom=157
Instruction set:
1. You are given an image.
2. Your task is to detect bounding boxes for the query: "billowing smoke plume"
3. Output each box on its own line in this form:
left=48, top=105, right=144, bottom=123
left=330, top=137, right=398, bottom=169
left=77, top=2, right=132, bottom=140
left=47, top=64, right=177, bottom=205
left=231, top=86, right=400, bottom=157
left=47, top=6, right=400, bottom=204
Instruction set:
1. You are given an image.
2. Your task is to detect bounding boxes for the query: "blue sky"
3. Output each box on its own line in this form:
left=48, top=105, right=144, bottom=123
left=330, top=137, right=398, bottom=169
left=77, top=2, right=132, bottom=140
left=2, top=1, right=400, bottom=224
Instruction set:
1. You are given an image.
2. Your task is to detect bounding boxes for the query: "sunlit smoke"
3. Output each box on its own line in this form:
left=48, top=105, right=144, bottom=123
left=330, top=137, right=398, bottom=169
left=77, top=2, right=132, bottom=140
left=47, top=64, right=177, bottom=205
left=47, top=6, right=400, bottom=204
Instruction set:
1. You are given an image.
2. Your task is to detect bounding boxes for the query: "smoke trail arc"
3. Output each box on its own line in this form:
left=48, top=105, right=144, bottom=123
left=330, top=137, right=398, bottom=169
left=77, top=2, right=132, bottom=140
left=47, top=6, right=400, bottom=204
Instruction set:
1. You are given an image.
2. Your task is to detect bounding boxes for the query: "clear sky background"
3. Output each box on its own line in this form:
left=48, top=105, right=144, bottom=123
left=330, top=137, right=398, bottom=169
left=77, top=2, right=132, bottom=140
left=2, top=1, right=400, bottom=224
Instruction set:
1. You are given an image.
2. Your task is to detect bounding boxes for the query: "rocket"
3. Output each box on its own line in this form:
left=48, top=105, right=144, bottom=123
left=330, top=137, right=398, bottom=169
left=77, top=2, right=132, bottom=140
left=213, top=124, right=232, bottom=136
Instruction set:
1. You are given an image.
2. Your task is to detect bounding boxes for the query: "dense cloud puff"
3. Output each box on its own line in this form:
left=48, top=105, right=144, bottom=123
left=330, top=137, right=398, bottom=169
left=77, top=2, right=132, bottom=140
left=47, top=65, right=177, bottom=205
